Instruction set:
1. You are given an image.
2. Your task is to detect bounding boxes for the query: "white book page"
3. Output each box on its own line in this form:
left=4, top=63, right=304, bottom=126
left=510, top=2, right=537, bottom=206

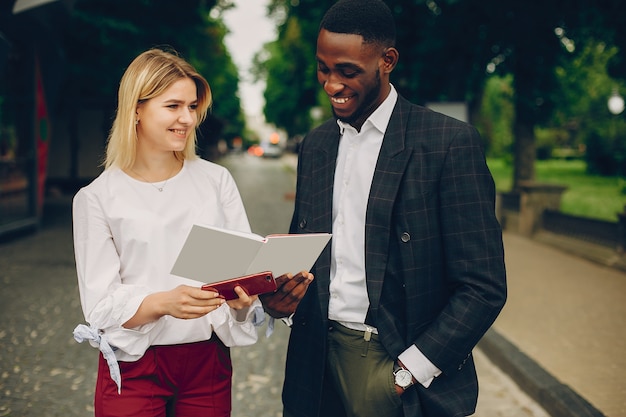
left=171, top=225, right=264, bottom=283
left=194, top=223, right=265, bottom=241
left=171, top=224, right=331, bottom=284
left=246, top=233, right=331, bottom=277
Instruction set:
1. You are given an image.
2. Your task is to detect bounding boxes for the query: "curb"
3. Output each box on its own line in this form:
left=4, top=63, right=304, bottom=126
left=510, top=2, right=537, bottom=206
left=478, top=329, right=605, bottom=417
left=531, top=230, right=626, bottom=274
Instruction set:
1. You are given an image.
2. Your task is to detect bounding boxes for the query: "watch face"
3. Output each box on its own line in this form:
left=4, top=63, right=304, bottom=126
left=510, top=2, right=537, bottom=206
left=395, top=369, right=413, bottom=387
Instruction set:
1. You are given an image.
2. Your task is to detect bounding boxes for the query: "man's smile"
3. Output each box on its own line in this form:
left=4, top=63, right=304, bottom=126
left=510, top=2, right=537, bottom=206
left=331, top=96, right=352, bottom=104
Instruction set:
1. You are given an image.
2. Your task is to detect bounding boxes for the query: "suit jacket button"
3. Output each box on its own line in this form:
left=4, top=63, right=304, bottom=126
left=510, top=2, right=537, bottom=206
left=299, top=219, right=307, bottom=229
left=401, top=232, right=411, bottom=242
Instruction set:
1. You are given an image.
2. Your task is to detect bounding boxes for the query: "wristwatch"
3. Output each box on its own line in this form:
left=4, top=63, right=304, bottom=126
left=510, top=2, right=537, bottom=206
left=393, top=362, right=415, bottom=390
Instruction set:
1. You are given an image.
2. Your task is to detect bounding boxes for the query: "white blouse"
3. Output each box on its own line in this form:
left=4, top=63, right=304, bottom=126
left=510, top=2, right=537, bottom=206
left=72, top=158, right=260, bottom=366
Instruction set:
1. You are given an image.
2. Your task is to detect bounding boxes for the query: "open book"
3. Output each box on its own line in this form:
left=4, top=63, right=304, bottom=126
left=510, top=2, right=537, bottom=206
left=171, top=224, right=331, bottom=284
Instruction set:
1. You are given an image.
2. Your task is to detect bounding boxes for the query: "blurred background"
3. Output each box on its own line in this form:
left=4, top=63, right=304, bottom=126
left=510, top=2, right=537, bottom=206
left=1, top=0, right=626, bottom=237
left=1, top=1, right=626, bottom=416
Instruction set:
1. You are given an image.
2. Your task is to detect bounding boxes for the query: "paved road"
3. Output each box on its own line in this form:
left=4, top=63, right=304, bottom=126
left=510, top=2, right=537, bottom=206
left=0, top=152, right=550, bottom=416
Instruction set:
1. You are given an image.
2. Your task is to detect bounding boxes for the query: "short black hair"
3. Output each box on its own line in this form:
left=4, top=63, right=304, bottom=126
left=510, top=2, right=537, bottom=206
left=319, top=0, right=396, bottom=47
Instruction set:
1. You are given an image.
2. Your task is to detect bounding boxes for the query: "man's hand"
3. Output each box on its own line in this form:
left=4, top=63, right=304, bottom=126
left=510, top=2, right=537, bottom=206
left=259, top=271, right=313, bottom=318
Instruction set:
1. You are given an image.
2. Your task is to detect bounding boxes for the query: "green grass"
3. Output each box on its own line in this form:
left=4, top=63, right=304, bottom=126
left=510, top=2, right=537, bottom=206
left=486, top=158, right=626, bottom=222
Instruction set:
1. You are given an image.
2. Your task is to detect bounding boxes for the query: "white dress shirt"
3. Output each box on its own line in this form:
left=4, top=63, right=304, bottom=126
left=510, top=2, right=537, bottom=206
left=329, top=85, right=441, bottom=388
left=328, top=92, right=391, bottom=327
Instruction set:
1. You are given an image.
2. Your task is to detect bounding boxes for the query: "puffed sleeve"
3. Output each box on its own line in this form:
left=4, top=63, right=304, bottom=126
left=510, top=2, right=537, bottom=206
left=72, top=188, right=164, bottom=357
left=210, top=299, right=263, bottom=347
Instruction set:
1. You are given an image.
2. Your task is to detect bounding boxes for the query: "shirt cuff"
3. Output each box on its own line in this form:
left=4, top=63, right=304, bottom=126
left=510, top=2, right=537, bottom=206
left=228, top=299, right=264, bottom=324
left=281, top=313, right=294, bottom=327
left=398, top=345, right=442, bottom=388
left=265, top=313, right=294, bottom=338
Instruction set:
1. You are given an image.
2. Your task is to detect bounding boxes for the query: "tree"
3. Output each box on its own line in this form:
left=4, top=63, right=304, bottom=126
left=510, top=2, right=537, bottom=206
left=475, top=74, right=515, bottom=159
left=257, top=0, right=331, bottom=136
left=58, top=0, right=245, bottom=153
left=260, top=0, right=626, bottom=189
left=551, top=40, right=626, bottom=174
left=258, top=18, right=317, bottom=136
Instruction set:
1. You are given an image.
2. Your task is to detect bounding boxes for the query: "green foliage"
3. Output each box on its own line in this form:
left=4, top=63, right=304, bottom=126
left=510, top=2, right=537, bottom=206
left=585, top=125, right=626, bottom=176
left=260, top=0, right=333, bottom=135
left=59, top=0, right=244, bottom=147
left=534, top=127, right=570, bottom=160
left=260, top=0, right=626, bottom=189
left=63, top=0, right=215, bottom=97
left=552, top=40, right=626, bottom=175
left=191, top=17, right=245, bottom=145
left=260, top=17, right=318, bottom=135
left=467, top=37, right=626, bottom=173
left=475, top=75, right=514, bottom=158
left=488, top=158, right=626, bottom=221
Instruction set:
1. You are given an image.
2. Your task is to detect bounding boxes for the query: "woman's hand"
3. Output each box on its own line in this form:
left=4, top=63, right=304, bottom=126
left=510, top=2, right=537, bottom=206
left=226, top=286, right=258, bottom=310
left=123, top=284, right=225, bottom=328
left=160, top=285, right=227, bottom=319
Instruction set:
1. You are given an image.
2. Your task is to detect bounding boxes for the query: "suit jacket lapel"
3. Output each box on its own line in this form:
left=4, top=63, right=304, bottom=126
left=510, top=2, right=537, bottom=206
left=365, top=97, right=413, bottom=327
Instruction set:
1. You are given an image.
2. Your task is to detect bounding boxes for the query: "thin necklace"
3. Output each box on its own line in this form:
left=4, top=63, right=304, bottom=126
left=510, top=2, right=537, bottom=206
left=131, top=163, right=179, bottom=192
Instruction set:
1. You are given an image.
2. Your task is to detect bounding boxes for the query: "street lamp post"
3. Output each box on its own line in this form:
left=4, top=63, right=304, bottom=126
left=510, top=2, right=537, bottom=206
left=608, top=89, right=624, bottom=159
left=608, top=88, right=624, bottom=176
left=606, top=88, right=624, bottom=178
left=608, top=89, right=626, bottom=221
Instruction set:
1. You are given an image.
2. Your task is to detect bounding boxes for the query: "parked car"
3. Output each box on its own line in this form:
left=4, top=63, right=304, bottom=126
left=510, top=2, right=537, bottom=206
left=261, top=142, right=283, bottom=158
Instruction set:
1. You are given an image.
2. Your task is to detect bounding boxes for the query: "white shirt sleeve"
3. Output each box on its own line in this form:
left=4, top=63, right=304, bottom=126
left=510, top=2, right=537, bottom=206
left=73, top=188, right=166, bottom=356
left=398, top=345, right=442, bottom=388
left=211, top=299, right=263, bottom=347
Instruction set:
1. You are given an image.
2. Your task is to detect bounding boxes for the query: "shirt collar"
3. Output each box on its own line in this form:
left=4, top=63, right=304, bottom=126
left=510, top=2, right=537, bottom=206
left=337, top=84, right=398, bottom=135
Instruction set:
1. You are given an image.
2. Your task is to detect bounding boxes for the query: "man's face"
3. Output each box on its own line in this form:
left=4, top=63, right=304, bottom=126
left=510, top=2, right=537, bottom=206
left=316, top=29, right=390, bottom=130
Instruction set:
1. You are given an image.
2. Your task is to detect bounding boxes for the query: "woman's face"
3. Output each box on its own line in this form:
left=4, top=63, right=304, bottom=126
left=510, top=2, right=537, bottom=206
left=136, top=77, right=198, bottom=154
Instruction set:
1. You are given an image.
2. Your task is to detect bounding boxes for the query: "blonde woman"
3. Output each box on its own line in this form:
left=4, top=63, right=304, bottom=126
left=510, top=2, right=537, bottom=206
left=72, top=47, right=261, bottom=417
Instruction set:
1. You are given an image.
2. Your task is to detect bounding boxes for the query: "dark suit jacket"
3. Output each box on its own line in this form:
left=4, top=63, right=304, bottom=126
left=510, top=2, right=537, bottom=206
left=283, top=95, right=507, bottom=417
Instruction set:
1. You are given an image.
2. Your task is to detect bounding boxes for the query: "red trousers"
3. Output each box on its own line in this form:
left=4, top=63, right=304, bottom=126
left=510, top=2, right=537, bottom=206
left=94, top=338, right=232, bottom=417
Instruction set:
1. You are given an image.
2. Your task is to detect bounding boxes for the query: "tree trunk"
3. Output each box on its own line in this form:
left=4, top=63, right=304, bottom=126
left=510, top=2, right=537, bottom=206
left=512, top=117, right=535, bottom=190
left=511, top=47, right=538, bottom=191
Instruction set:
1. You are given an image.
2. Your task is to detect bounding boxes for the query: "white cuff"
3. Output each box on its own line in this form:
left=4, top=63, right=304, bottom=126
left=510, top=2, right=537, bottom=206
left=266, top=313, right=294, bottom=338
left=398, top=345, right=442, bottom=388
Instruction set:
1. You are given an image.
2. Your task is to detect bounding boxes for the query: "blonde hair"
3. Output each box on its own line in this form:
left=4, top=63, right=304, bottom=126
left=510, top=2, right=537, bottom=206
left=104, top=47, right=212, bottom=169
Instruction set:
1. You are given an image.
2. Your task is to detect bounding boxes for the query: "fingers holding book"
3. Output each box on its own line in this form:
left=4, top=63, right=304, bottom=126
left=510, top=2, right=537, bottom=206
left=259, top=271, right=314, bottom=318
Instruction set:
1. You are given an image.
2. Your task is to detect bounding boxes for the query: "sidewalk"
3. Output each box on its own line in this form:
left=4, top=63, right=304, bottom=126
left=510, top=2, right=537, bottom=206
left=0, top=188, right=549, bottom=417
left=1, top=167, right=624, bottom=417
left=223, top=153, right=624, bottom=417
left=280, top=152, right=625, bottom=416
left=480, top=231, right=626, bottom=417
left=279, top=152, right=625, bottom=416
